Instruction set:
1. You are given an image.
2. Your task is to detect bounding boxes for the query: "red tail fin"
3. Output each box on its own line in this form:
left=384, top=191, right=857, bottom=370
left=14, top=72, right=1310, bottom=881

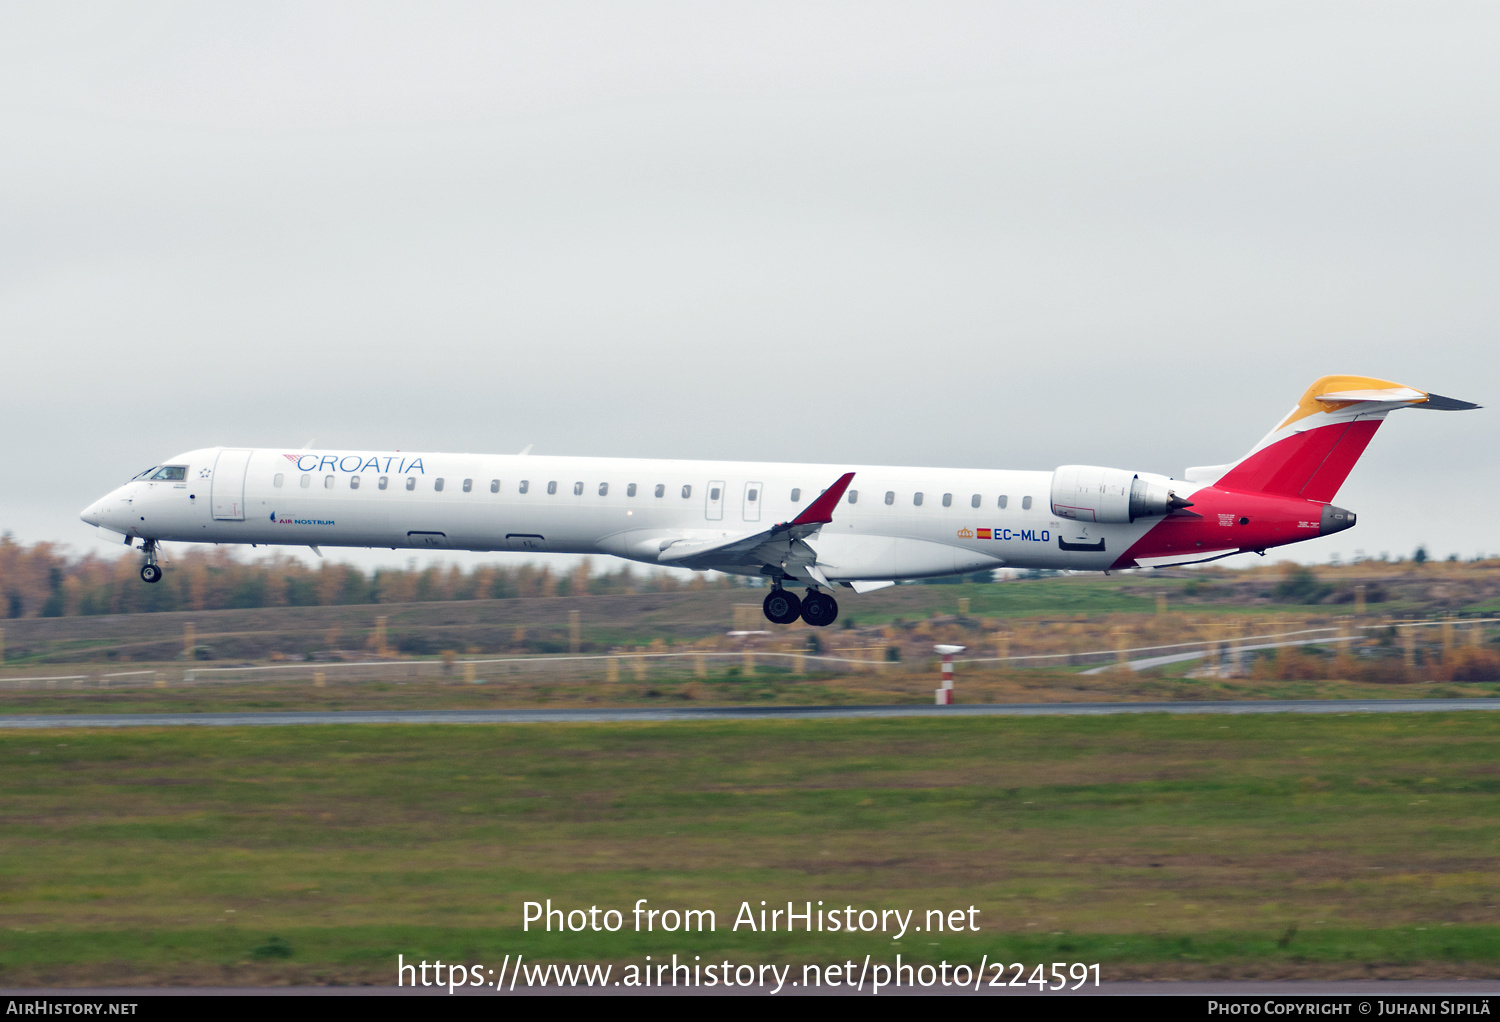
left=1217, top=419, right=1383, bottom=501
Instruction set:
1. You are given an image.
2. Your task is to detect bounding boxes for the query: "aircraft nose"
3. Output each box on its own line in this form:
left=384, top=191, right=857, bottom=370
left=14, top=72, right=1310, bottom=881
left=81, top=493, right=121, bottom=530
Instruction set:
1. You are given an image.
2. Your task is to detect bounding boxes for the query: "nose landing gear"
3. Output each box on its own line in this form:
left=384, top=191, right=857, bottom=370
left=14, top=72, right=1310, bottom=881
left=138, top=539, right=163, bottom=584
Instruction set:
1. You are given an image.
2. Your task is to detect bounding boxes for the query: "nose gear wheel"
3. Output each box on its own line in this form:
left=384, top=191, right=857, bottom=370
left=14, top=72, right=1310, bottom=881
left=138, top=539, right=163, bottom=583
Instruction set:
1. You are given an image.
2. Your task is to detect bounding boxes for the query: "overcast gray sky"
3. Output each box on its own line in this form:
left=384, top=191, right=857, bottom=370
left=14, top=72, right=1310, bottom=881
left=2, top=1, right=1495, bottom=572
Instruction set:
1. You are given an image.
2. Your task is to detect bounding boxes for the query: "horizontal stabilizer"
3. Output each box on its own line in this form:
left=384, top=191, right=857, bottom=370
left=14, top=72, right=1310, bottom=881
left=1415, top=392, right=1481, bottom=411
left=1315, top=386, right=1426, bottom=403
left=1315, top=386, right=1479, bottom=410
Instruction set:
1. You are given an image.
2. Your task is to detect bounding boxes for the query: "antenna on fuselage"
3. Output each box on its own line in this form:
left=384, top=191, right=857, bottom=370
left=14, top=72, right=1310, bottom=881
left=518, top=444, right=533, bottom=456
left=301, top=438, right=316, bottom=449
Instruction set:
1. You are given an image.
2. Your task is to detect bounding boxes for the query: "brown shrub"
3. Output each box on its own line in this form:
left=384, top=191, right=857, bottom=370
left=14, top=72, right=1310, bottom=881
left=1442, top=647, right=1500, bottom=682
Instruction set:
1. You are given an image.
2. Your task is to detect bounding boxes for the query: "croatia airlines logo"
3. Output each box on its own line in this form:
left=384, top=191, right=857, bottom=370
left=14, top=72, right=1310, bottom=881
left=281, top=453, right=424, bottom=473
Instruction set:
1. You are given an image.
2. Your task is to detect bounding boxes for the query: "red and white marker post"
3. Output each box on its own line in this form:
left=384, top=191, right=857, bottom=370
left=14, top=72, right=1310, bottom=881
left=934, top=644, right=965, bottom=705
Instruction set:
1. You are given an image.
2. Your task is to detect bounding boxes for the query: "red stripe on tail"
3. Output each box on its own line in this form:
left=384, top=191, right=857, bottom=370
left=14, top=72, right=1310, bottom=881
left=1217, top=420, right=1382, bottom=502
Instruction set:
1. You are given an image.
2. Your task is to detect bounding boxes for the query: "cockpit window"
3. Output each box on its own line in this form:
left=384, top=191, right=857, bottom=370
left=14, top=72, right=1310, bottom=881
left=132, top=466, right=158, bottom=480
left=149, top=466, right=187, bottom=481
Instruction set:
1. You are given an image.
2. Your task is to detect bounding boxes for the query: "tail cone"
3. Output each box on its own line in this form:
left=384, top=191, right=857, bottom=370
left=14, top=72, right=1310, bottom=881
left=1320, top=504, right=1357, bottom=536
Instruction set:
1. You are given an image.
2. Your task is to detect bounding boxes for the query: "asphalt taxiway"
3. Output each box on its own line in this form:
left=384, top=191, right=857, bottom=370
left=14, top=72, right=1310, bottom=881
left=1, top=698, right=1497, bottom=728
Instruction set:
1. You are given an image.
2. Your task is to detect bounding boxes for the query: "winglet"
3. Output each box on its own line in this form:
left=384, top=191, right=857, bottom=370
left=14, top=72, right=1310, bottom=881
left=785, top=472, right=855, bottom=528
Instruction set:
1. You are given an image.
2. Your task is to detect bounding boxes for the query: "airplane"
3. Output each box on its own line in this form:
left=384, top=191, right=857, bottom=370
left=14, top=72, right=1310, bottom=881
left=80, top=375, right=1476, bottom=627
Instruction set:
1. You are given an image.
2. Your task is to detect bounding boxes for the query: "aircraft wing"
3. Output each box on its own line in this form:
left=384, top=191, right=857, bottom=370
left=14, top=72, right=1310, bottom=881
left=655, top=472, right=854, bottom=581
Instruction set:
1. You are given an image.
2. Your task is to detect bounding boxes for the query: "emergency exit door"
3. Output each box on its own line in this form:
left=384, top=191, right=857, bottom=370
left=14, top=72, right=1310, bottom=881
left=743, top=482, right=763, bottom=522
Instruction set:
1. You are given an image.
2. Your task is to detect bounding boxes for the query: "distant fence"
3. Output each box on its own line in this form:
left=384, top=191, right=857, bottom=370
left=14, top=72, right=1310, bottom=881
left=0, top=649, right=897, bottom=690
left=1, top=618, right=1493, bottom=691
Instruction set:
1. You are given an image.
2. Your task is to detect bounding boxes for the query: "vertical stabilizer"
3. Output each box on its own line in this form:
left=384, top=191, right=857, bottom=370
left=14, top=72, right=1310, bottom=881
left=1205, top=375, right=1476, bottom=502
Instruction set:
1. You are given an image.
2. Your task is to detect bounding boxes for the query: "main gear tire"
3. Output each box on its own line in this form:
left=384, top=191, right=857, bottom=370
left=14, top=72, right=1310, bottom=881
left=763, top=589, right=802, bottom=625
left=800, top=591, right=838, bottom=627
left=140, top=563, right=163, bottom=584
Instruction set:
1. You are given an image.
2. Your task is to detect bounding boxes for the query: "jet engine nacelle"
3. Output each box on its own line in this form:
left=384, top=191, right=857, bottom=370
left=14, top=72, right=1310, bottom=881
left=1050, top=465, right=1190, bottom=524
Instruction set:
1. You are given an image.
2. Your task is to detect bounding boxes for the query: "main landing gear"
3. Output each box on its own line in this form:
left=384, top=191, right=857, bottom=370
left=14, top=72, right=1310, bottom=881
left=763, top=588, right=801, bottom=625
left=762, top=587, right=839, bottom=627
left=138, top=539, right=162, bottom=584
left=800, top=590, right=838, bottom=627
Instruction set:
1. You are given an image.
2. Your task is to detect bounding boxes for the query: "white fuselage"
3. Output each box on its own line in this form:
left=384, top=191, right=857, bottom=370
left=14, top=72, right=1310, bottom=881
left=81, top=446, right=1178, bottom=582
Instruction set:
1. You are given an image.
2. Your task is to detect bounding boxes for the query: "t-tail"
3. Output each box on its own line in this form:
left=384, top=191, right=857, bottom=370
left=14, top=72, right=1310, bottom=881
left=1186, top=375, right=1479, bottom=505
left=1112, top=375, right=1478, bottom=570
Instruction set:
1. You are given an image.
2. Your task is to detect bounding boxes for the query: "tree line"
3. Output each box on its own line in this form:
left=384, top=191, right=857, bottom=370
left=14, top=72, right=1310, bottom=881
left=0, top=534, right=737, bottom=618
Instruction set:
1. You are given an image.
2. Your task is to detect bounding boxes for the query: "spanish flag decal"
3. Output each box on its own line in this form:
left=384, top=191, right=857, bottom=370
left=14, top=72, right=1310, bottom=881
left=977, top=528, right=992, bottom=539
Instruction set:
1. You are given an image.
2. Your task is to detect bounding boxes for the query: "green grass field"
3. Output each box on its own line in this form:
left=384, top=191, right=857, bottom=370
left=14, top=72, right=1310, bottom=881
left=4, top=713, right=1499, bottom=984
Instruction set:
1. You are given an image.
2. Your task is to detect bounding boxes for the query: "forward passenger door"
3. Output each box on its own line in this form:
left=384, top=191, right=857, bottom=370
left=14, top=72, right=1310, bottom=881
left=210, top=449, right=253, bottom=521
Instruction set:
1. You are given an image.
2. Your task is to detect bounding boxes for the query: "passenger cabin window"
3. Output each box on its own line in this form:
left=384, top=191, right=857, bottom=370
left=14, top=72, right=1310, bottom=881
left=324, top=475, right=334, bottom=489
left=573, top=481, right=584, bottom=496
left=971, top=494, right=981, bottom=508
left=627, top=483, right=637, bottom=497
left=942, top=493, right=953, bottom=507
left=462, top=478, right=472, bottom=493
left=405, top=477, right=416, bottom=491
left=654, top=484, right=664, bottom=498
left=273, top=473, right=284, bottom=488
left=547, top=481, right=557, bottom=495
left=710, top=487, right=721, bottom=500
left=149, top=466, right=187, bottom=481
left=301, top=474, right=311, bottom=488
left=884, top=491, right=894, bottom=505
left=1022, top=496, right=1033, bottom=510
left=913, top=492, right=923, bottom=506
left=847, top=490, right=858, bottom=504
left=379, top=476, right=389, bottom=490
left=519, top=480, right=529, bottom=494
left=747, top=488, right=758, bottom=501
left=490, top=479, right=500, bottom=493
left=434, top=478, right=445, bottom=492
left=791, top=488, right=802, bottom=502
left=681, top=485, right=692, bottom=499
left=998, top=494, right=1008, bottom=509
left=350, top=475, right=360, bottom=489
left=598, top=482, right=609, bottom=496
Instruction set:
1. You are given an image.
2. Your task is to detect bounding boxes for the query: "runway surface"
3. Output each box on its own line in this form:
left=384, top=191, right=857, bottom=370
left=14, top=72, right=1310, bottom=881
left=2, top=698, right=1498, bottom=728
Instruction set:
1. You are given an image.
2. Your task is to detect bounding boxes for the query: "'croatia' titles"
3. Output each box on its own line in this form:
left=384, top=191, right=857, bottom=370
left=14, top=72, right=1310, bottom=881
left=285, top=454, right=425, bottom=474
